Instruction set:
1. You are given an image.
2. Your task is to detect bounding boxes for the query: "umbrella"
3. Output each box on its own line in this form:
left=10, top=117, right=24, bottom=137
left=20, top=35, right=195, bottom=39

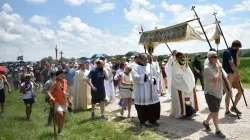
left=0, top=66, right=7, bottom=72
left=91, top=53, right=109, bottom=59
left=125, top=51, right=140, bottom=57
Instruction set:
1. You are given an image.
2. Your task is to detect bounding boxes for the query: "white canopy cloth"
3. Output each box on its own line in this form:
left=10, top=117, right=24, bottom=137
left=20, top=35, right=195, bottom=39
left=139, top=22, right=220, bottom=46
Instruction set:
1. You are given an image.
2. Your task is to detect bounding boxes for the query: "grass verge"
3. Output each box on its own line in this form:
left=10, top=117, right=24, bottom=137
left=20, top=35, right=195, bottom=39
left=0, top=91, right=165, bottom=140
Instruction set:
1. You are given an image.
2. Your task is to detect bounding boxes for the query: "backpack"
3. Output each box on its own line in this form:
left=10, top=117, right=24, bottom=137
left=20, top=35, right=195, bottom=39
left=185, top=104, right=196, bottom=117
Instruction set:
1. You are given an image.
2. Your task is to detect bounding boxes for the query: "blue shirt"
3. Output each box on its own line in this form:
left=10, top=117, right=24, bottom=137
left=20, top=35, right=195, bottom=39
left=66, top=68, right=75, bottom=86
left=222, top=48, right=237, bottom=73
left=88, top=68, right=105, bottom=92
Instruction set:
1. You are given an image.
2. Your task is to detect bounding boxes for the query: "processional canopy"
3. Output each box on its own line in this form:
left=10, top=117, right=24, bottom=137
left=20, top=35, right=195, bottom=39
left=139, top=21, right=221, bottom=48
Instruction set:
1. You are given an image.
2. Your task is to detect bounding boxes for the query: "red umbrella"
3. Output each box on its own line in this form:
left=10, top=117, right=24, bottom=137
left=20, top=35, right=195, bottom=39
left=0, top=66, right=6, bottom=72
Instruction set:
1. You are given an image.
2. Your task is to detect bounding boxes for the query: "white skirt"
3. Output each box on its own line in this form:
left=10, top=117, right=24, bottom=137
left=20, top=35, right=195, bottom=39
left=120, top=88, right=133, bottom=98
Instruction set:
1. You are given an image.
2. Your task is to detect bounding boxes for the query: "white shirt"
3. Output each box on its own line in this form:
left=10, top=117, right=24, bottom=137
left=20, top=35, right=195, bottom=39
left=21, top=82, right=34, bottom=99
left=0, top=75, right=7, bottom=90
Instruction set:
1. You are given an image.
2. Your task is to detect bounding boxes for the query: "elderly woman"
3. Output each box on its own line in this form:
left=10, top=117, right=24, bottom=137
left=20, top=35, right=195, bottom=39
left=120, top=66, right=133, bottom=118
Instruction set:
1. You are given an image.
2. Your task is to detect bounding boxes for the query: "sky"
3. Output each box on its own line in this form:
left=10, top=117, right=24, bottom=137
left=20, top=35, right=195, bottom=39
left=0, top=0, right=249, bottom=61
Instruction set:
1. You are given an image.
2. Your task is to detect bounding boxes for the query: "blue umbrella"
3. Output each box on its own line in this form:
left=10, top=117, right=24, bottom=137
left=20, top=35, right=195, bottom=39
left=91, top=53, right=109, bottom=59
left=96, top=53, right=104, bottom=58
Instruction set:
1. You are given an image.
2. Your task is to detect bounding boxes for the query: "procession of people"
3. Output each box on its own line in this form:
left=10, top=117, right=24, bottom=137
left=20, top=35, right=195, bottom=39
left=0, top=39, right=246, bottom=139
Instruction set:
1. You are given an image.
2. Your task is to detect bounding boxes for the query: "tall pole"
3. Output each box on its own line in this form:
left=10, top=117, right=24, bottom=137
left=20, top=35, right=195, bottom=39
left=213, top=12, right=248, bottom=107
left=140, top=25, right=147, bottom=54
left=55, top=45, right=58, bottom=65
left=60, top=51, right=63, bottom=64
left=191, top=6, right=212, bottom=49
left=165, top=43, right=173, bottom=55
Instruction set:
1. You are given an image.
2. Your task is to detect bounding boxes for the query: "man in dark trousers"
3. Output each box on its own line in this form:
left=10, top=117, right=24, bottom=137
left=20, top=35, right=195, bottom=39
left=193, top=54, right=204, bottom=91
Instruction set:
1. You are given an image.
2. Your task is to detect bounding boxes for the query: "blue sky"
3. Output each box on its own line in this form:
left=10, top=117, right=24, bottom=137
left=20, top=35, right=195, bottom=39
left=0, top=0, right=250, bottom=61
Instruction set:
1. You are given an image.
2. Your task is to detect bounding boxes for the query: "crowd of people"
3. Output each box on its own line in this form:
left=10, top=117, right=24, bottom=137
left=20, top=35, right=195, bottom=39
left=0, top=40, right=244, bottom=139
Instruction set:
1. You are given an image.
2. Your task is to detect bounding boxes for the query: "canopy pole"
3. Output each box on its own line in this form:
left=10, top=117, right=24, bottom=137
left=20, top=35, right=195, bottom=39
left=141, top=25, right=147, bottom=54
left=165, top=43, right=173, bottom=55
left=213, top=12, right=248, bottom=108
left=213, top=12, right=229, bottom=49
left=191, top=6, right=212, bottom=49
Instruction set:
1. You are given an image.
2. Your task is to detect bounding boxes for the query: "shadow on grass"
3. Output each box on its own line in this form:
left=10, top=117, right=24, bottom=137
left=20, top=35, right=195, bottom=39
left=77, top=117, right=103, bottom=125
left=39, top=132, right=54, bottom=140
left=12, top=116, right=25, bottom=122
left=112, top=116, right=127, bottom=122
left=73, top=109, right=91, bottom=114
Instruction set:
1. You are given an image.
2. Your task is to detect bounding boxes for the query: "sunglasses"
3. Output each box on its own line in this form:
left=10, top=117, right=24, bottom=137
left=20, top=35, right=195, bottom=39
left=128, top=69, right=132, bottom=71
left=140, top=57, right=148, bottom=61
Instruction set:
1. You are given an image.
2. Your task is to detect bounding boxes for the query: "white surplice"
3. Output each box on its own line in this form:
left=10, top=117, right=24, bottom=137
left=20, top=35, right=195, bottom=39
left=104, top=64, right=115, bottom=101
left=73, top=69, right=91, bottom=110
left=132, top=63, right=159, bottom=105
left=152, top=61, right=161, bottom=92
left=170, top=62, right=199, bottom=118
left=165, top=56, right=176, bottom=94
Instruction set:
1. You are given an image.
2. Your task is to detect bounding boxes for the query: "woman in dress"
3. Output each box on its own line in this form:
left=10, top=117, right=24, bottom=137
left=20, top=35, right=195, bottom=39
left=120, top=66, right=133, bottom=118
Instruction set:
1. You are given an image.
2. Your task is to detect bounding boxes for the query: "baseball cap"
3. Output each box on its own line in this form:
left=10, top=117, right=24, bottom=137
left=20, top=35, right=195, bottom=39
left=207, top=51, right=218, bottom=58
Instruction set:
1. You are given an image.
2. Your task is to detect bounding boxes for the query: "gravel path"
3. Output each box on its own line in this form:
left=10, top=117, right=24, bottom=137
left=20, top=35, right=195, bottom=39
left=105, top=85, right=250, bottom=140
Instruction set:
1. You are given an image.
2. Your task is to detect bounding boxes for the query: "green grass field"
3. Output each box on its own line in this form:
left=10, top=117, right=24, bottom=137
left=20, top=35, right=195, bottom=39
left=0, top=90, right=165, bottom=140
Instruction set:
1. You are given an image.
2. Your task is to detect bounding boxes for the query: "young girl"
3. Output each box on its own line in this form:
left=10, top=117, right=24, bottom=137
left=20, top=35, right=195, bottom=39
left=20, top=74, right=35, bottom=121
left=120, top=66, right=133, bottom=118
left=48, top=70, right=71, bottom=136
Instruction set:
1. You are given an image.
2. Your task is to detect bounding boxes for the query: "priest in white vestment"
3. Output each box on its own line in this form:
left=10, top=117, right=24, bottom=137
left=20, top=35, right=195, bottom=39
left=165, top=50, right=177, bottom=94
left=73, top=62, right=92, bottom=110
left=171, top=52, right=199, bottom=119
left=132, top=53, right=160, bottom=128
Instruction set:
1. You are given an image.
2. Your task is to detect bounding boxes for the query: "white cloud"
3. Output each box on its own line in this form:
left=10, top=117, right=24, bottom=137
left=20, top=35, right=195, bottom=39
left=0, top=1, right=249, bottom=62
left=124, top=8, right=159, bottom=25
left=93, top=3, right=116, bottom=13
left=25, top=0, right=47, bottom=4
left=29, top=15, right=51, bottom=25
left=228, top=0, right=250, bottom=13
left=64, top=0, right=86, bottom=6
left=160, top=3, right=225, bottom=25
left=124, top=0, right=160, bottom=30
left=160, top=1, right=185, bottom=14
left=88, top=0, right=102, bottom=3
left=2, top=3, right=13, bottom=13
left=130, top=0, right=155, bottom=10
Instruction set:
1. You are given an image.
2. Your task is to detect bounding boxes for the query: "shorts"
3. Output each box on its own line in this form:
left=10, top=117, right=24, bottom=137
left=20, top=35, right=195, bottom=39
left=0, top=88, right=5, bottom=103
left=54, top=104, right=67, bottom=112
left=23, top=98, right=34, bottom=105
left=205, top=93, right=221, bottom=112
left=227, top=73, right=242, bottom=93
left=113, top=80, right=118, bottom=87
left=91, top=90, right=106, bottom=104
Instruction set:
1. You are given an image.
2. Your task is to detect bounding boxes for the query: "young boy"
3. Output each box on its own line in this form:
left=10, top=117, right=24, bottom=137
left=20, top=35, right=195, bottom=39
left=48, top=70, right=71, bottom=136
left=0, top=71, right=11, bottom=115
